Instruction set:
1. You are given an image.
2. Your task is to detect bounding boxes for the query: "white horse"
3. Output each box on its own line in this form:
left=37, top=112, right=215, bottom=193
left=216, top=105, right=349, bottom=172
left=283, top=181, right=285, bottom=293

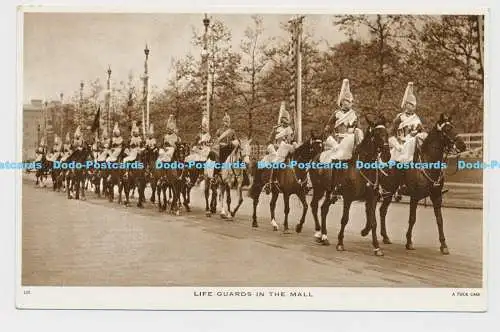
left=216, top=137, right=252, bottom=220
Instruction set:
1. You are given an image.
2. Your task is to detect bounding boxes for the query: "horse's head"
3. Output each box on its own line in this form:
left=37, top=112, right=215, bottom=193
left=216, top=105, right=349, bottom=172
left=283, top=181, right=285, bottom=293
left=307, top=130, right=324, bottom=157
left=174, top=142, right=189, bottom=161
left=359, top=114, right=390, bottom=162
left=236, top=137, right=253, bottom=165
left=435, top=113, right=466, bottom=153
left=292, top=131, right=323, bottom=162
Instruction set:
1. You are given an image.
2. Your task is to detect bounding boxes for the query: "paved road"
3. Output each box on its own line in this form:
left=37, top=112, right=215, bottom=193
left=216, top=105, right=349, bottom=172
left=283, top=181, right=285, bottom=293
left=22, top=179, right=483, bottom=287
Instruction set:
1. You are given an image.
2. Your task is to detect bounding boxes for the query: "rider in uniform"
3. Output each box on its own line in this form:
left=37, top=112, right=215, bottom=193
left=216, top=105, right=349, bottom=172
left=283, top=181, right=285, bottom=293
left=388, top=82, right=426, bottom=198
left=158, top=115, right=181, bottom=162
left=262, top=102, right=297, bottom=194
left=213, top=112, right=238, bottom=177
left=97, top=127, right=111, bottom=162
left=388, top=82, right=425, bottom=163
left=47, top=135, right=63, bottom=162
left=72, top=126, right=84, bottom=151
left=322, top=78, right=363, bottom=162
left=186, top=117, right=211, bottom=163
left=123, top=121, right=143, bottom=163
left=145, top=124, right=157, bottom=150
left=60, top=133, right=72, bottom=162
left=35, top=136, right=46, bottom=162
left=106, top=122, right=124, bottom=163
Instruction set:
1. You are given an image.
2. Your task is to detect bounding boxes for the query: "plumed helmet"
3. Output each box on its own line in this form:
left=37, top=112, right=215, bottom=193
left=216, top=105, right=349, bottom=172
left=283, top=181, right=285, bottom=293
left=401, top=82, right=417, bottom=108
left=113, top=122, right=120, bottom=136
left=131, top=121, right=140, bottom=135
left=337, top=78, right=354, bottom=107
left=166, top=115, right=177, bottom=131
left=222, top=112, right=231, bottom=126
left=278, top=101, right=290, bottom=124
left=74, top=126, right=82, bottom=139
left=102, top=126, right=109, bottom=139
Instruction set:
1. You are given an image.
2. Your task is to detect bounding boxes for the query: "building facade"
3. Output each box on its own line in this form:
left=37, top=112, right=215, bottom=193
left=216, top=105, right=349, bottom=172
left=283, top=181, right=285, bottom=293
left=23, top=99, right=44, bottom=161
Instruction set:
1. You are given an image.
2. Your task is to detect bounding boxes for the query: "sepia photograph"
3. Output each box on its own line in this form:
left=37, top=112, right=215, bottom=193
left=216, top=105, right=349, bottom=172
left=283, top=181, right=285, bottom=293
left=17, top=7, right=486, bottom=311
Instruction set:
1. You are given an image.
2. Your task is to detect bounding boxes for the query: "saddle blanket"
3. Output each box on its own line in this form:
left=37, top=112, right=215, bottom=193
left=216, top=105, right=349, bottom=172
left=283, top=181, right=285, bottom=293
left=263, top=142, right=294, bottom=163
left=97, top=150, right=109, bottom=162
left=106, top=148, right=121, bottom=162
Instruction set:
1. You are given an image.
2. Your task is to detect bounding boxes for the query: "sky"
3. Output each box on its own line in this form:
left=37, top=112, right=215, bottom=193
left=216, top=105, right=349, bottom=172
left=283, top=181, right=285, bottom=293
left=23, top=13, right=349, bottom=104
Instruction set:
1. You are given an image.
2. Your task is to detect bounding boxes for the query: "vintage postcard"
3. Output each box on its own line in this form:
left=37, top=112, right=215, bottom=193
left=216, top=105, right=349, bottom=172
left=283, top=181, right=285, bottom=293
left=16, top=6, right=487, bottom=311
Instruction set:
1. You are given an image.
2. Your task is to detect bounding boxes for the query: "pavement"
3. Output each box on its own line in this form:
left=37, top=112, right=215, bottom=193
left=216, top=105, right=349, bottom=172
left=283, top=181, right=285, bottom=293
left=21, top=177, right=483, bottom=288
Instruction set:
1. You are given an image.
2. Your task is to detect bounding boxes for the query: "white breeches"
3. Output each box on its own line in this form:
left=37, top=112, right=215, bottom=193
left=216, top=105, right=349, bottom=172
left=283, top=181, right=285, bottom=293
left=262, top=142, right=294, bottom=163
left=123, top=148, right=139, bottom=162
left=106, top=148, right=121, bottom=162
left=97, top=150, right=109, bottom=162
left=186, top=146, right=210, bottom=162
left=158, top=147, right=175, bottom=162
left=320, top=134, right=355, bottom=162
left=389, top=133, right=427, bottom=163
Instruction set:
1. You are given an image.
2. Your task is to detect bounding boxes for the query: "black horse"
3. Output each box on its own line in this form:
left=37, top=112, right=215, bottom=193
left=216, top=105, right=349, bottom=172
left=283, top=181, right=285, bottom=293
left=64, top=144, right=92, bottom=200
left=308, top=115, right=391, bottom=255
left=377, top=113, right=467, bottom=255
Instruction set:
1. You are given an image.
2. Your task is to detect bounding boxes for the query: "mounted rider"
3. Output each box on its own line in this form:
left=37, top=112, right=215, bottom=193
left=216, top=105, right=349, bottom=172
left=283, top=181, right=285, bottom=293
left=158, top=115, right=181, bottom=162
left=388, top=82, right=426, bottom=163
left=145, top=124, right=157, bottom=150
left=73, top=126, right=84, bottom=151
left=46, top=135, right=63, bottom=162
left=97, top=127, right=111, bottom=162
left=263, top=101, right=295, bottom=163
left=60, top=133, right=73, bottom=162
left=186, top=117, right=211, bottom=162
left=34, top=136, right=47, bottom=162
left=320, top=78, right=363, bottom=163
left=91, top=132, right=100, bottom=160
left=213, top=112, right=238, bottom=176
left=106, top=122, right=124, bottom=162
left=123, top=121, right=143, bottom=163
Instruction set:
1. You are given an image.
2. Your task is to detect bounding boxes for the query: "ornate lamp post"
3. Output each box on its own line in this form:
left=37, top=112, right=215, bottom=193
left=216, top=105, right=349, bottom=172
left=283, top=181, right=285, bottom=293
left=142, top=44, right=150, bottom=137
left=106, top=66, right=112, bottom=134
left=79, top=81, right=84, bottom=129
left=202, top=14, right=210, bottom=132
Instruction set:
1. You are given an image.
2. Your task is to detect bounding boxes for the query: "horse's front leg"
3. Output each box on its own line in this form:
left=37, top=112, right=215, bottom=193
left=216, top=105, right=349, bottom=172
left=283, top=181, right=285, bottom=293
left=204, top=178, right=211, bottom=216
left=219, top=184, right=228, bottom=219
left=307, top=187, right=324, bottom=239
left=336, top=198, right=352, bottom=251
left=319, top=191, right=333, bottom=245
left=210, top=182, right=217, bottom=215
left=282, top=193, right=291, bottom=234
left=367, top=191, right=383, bottom=256
left=430, top=192, right=449, bottom=255
left=251, top=189, right=261, bottom=228
left=269, top=188, right=279, bottom=231
left=405, top=197, right=419, bottom=250
left=230, top=182, right=244, bottom=218
left=66, top=174, right=73, bottom=199
left=296, top=191, right=309, bottom=233
left=379, top=194, right=393, bottom=244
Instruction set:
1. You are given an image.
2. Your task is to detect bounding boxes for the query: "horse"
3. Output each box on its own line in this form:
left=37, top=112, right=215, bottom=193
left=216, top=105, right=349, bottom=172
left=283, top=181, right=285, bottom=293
left=377, top=113, right=467, bottom=255
left=64, top=144, right=92, bottom=200
left=202, top=143, right=235, bottom=217
left=136, top=146, right=160, bottom=208
left=248, top=133, right=323, bottom=232
left=156, top=142, right=190, bottom=215
left=307, top=115, right=391, bottom=255
left=106, top=147, right=127, bottom=204
left=49, top=154, right=64, bottom=191
left=216, top=137, right=252, bottom=220
left=34, top=152, right=51, bottom=188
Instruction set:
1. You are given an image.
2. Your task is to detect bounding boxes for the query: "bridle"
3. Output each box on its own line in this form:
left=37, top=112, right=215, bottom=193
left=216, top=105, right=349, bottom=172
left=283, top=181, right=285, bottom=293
left=358, top=124, right=389, bottom=189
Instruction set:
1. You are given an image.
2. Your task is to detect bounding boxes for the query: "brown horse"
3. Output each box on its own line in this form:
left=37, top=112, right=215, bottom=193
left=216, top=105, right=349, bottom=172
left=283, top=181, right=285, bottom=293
left=249, top=133, right=323, bottom=232
left=307, top=115, right=391, bottom=256
left=377, top=113, right=466, bottom=255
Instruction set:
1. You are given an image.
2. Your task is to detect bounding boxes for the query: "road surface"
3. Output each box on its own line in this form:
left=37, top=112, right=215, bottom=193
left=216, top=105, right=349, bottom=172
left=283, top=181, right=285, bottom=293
left=22, top=179, right=483, bottom=288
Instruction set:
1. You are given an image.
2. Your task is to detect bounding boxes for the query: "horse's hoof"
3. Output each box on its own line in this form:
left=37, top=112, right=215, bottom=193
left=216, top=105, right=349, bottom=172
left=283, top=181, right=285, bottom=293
left=273, top=226, right=278, bottom=231
left=176, top=210, right=180, bottom=216
left=137, top=203, right=143, bottom=209
left=336, top=244, right=345, bottom=251
left=206, top=212, right=211, bottom=217
left=360, top=228, right=370, bottom=237
left=295, top=224, right=303, bottom=233
left=406, top=243, right=415, bottom=250
left=252, top=221, right=258, bottom=228
left=383, top=237, right=392, bottom=244
left=315, top=237, right=322, bottom=243
left=220, top=214, right=228, bottom=219
left=441, top=247, right=450, bottom=255
left=374, top=248, right=384, bottom=257
left=283, top=228, right=291, bottom=235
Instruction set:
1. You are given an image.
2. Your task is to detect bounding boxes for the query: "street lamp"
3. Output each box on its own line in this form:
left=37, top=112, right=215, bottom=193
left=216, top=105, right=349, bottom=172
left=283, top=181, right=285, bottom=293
left=202, top=14, right=211, bottom=132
